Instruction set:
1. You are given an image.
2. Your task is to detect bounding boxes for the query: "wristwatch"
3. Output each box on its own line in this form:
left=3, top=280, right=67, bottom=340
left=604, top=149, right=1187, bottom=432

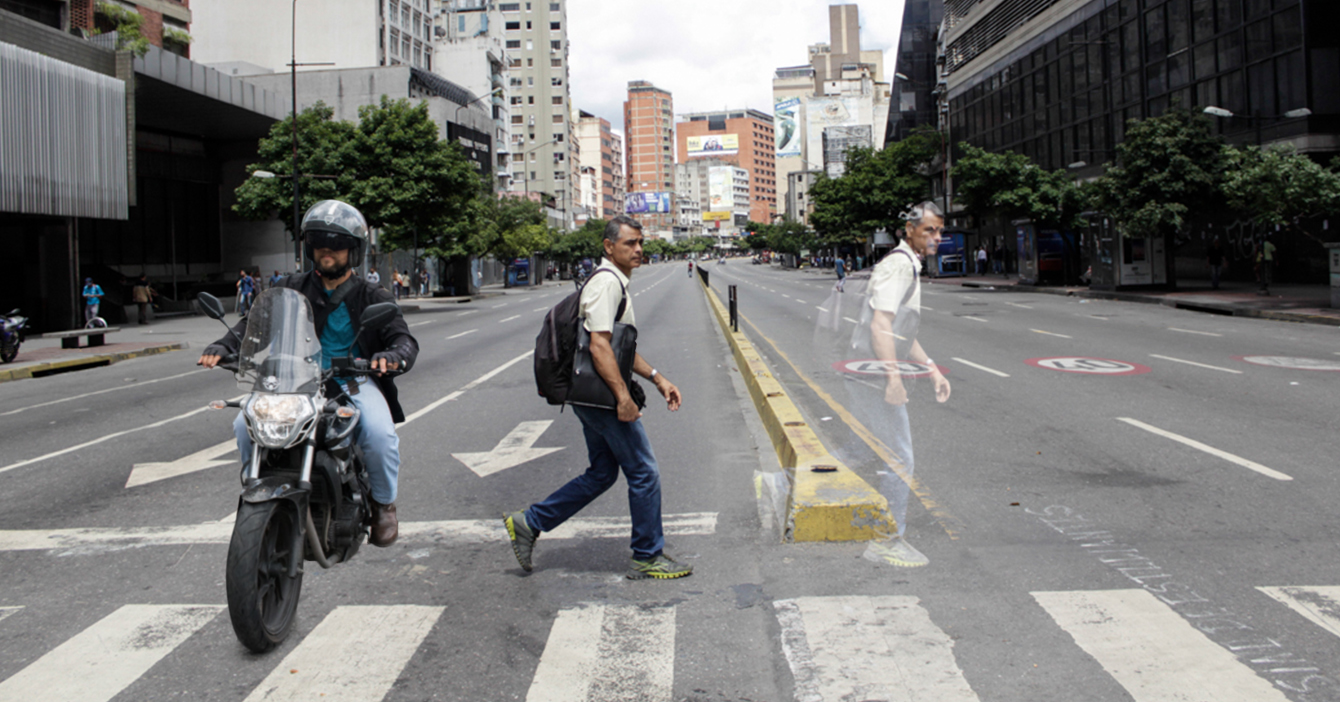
left=649, top=369, right=659, bottom=380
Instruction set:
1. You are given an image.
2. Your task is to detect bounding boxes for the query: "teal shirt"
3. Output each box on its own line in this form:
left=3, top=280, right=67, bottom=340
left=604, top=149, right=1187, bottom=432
left=319, top=289, right=361, bottom=369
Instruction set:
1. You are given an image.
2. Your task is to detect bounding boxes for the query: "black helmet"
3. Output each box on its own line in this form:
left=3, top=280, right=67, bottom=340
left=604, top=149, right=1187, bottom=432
left=301, top=200, right=368, bottom=274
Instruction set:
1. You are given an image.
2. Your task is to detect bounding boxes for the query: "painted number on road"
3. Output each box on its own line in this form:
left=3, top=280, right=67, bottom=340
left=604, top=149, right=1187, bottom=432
left=1236, top=356, right=1340, bottom=372
left=833, top=359, right=945, bottom=379
left=1026, top=357, right=1152, bottom=375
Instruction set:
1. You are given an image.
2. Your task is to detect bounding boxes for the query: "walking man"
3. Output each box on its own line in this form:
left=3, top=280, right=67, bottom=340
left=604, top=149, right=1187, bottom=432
left=236, top=269, right=255, bottom=316
left=366, top=266, right=381, bottom=287
left=81, top=278, right=104, bottom=326
left=505, top=215, right=691, bottom=580
left=853, top=201, right=951, bottom=568
left=835, top=254, right=847, bottom=292
left=975, top=244, right=988, bottom=275
left=1258, top=235, right=1276, bottom=295
left=132, top=274, right=154, bottom=325
left=1206, top=237, right=1225, bottom=290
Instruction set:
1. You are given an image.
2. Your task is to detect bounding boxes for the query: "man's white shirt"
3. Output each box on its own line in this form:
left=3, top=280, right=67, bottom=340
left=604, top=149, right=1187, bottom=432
left=580, top=259, right=635, bottom=333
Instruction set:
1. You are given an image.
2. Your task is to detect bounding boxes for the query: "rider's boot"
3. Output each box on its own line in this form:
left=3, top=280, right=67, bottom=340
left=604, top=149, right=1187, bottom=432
left=370, top=501, right=398, bottom=547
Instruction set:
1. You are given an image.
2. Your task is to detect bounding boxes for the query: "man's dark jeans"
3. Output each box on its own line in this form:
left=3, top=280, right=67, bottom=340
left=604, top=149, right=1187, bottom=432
left=525, top=405, right=664, bottom=560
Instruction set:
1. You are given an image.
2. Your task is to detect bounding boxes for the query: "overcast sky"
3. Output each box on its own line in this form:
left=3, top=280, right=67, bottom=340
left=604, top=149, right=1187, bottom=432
left=566, top=1, right=907, bottom=135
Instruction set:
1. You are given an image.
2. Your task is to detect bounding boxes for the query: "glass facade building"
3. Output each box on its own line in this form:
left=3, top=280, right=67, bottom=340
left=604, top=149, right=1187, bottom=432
left=946, top=0, right=1339, bottom=173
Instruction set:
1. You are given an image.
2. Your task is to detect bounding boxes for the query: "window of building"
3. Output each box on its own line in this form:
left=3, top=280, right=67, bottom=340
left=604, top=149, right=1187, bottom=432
left=509, top=57, right=522, bottom=68
left=506, top=21, right=520, bottom=30
left=551, top=58, right=562, bottom=67
left=551, top=77, right=562, bottom=86
left=1245, top=18, right=1272, bottom=62
left=510, top=77, right=522, bottom=86
left=528, top=76, right=534, bottom=85
left=512, top=115, right=524, bottom=124
left=500, top=2, right=520, bottom=11
left=527, top=40, right=534, bottom=50
left=1194, top=41, right=1216, bottom=80
left=551, top=96, right=563, bottom=105
left=550, top=3, right=560, bottom=10
left=507, top=39, right=521, bottom=48
left=526, top=21, right=532, bottom=29
left=527, top=57, right=533, bottom=66
left=551, top=40, right=562, bottom=50
left=553, top=114, right=564, bottom=123
left=1218, top=31, right=1243, bottom=71
left=511, top=96, right=522, bottom=105
left=550, top=21, right=561, bottom=30
left=528, top=95, right=535, bottom=104
left=1192, top=0, right=1215, bottom=43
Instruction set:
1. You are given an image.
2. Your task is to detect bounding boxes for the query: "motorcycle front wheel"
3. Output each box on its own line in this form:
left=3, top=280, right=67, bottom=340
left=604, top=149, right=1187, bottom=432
left=0, top=338, right=17, bottom=364
left=226, top=501, right=304, bottom=653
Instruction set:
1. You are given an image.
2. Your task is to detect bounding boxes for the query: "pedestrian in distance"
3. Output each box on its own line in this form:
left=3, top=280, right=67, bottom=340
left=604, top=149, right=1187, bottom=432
left=853, top=201, right=951, bottom=568
left=269, top=270, right=284, bottom=289
left=1257, top=235, right=1276, bottom=295
left=81, top=277, right=105, bottom=326
left=366, top=266, right=381, bottom=287
left=990, top=242, right=1002, bottom=274
left=835, top=254, right=847, bottom=293
left=1206, top=236, right=1226, bottom=290
left=235, top=269, right=256, bottom=316
left=392, top=269, right=405, bottom=300
left=418, top=268, right=430, bottom=297
left=976, top=244, right=988, bottom=276
left=132, top=274, right=155, bottom=325
left=504, top=215, right=692, bottom=580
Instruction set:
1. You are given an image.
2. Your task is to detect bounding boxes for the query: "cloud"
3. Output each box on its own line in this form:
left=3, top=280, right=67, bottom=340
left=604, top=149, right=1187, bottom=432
left=567, top=0, right=906, bottom=135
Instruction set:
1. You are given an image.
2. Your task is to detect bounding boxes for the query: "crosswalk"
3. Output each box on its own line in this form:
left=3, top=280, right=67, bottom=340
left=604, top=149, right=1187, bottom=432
left=3, top=586, right=1339, bottom=701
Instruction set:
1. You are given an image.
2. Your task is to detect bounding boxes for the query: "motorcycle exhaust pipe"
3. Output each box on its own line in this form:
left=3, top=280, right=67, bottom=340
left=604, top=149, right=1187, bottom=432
left=304, top=508, right=343, bottom=570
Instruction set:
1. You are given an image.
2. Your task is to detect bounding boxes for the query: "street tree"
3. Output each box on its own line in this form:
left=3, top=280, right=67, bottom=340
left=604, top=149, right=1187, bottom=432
left=766, top=219, right=817, bottom=256
left=808, top=128, right=940, bottom=245
left=954, top=144, right=1089, bottom=231
left=548, top=219, right=605, bottom=263
left=1220, top=144, right=1340, bottom=245
left=469, top=194, right=549, bottom=261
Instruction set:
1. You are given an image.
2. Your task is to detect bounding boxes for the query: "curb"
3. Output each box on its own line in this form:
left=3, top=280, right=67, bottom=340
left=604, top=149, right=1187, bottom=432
left=698, top=277, right=892, bottom=543
left=0, top=343, right=185, bottom=383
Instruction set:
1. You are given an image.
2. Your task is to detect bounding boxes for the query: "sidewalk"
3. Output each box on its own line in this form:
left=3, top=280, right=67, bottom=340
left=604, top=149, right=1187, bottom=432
left=0, top=281, right=546, bottom=383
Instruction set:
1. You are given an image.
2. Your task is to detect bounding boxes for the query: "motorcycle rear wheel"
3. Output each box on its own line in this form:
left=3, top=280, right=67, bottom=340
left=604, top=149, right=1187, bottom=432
left=0, top=340, right=17, bottom=364
left=226, top=501, right=304, bottom=653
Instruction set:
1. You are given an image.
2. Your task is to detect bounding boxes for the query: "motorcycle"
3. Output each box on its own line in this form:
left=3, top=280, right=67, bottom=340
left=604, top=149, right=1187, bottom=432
left=1, top=309, right=28, bottom=364
left=197, top=287, right=399, bottom=653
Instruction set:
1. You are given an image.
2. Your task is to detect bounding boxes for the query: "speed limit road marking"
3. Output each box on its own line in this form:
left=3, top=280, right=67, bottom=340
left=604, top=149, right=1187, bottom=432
left=1025, top=357, right=1153, bottom=375
left=833, top=359, right=946, bottom=379
left=1235, top=356, right=1340, bottom=372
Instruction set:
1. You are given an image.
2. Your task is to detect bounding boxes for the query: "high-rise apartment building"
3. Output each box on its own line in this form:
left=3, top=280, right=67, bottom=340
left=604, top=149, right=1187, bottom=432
left=433, top=1, right=511, bottom=191
left=886, top=0, right=944, bottom=145
left=574, top=110, right=625, bottom=220
left=500, top=0, right=572, bottom=226
left=771, top=4, right=892, bottom=219
left=676, top=109, right=777, bottom=224
left=624, top=80, right=675, bottom=232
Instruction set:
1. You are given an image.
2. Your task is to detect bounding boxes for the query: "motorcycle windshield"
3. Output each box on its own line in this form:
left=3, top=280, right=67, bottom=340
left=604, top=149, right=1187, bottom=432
left=236, top=288, right=323, bottom=394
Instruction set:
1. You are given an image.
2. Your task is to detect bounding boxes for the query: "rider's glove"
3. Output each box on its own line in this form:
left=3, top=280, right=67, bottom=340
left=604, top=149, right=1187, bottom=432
left=371, top=350, right=403, bottom=370
left=203, top=344, right=231, bottom=358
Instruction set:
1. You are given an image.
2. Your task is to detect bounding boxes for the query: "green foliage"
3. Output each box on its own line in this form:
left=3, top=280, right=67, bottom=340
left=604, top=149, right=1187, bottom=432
left=1093, top=109, right=1224, bottom=239
left=808, top=128, right=940, bottom=245
left=94, top=1, right=150, bottom=56
left=766, top=219, right=817, bottom=256
left=232, top=102, right=355, bottom=236
left=162, top=26, right=192, bottom=46
left=744, top=221, right=774, bottom=250
left=548, top=219, right=606, bottom=262
left=1221, top=144, right=1340, bottom=244
left=954, top=144, right=1089, bottom=231
left=642, top=238, right=669, bottom=258
left=463, top=193, right=546, bottom=261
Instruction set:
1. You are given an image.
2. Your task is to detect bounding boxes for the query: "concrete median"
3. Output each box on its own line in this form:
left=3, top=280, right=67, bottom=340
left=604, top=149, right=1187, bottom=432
left=698, top=277, right=892, bottom=542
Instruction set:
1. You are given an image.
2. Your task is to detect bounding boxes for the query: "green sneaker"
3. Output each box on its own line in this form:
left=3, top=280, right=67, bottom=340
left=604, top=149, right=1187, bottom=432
left=627, top=554, right=693, bottom=580
left=504, top=511, right=538, bottom=572
left=862, top=537, right=929, bottom=568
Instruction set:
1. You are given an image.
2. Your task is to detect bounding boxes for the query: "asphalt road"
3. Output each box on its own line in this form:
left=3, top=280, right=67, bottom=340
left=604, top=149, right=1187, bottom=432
left=0, top=258, right=1338, bottom=701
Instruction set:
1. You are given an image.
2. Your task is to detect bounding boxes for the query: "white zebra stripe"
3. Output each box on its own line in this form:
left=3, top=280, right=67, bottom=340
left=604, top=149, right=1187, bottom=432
left=1258, top=586, right=1340, bottom=639
left=527, top=604, right=676, bottom=702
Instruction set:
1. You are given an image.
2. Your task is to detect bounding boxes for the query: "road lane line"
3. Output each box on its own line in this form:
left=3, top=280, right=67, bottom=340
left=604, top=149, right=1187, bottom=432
left=0, top=605, right=223, bottom=702
left=527, top=604, right=676, bottom=702
left=408, top=320, right=434, bottom=327
left=1031, top=328, right=1072, bottom=338
left=447, top=329, right=478, bottom=340
left=533, top=306, right=548, bottom=312
left=1149, top=354, right=1242, bottom=374
left=1169, top=327, right=1223, bottom=337
left=816, top=306, right=830, bottom=312
left=1116, top=418, right=1292, bottom=481
left=242, top=606, right=442, bottom=702
left=1258, top=587, right=1340, bottom=640
left=961, top=315, right=988, bottom=322
left=0, top=394, right=245, bottom=476
left=795, top=298, right=806, bottom=304
left=776, top=596, right=978, bottom=702
left=1004, top=301, right=1033, bottom=309
left=499, top=314, right=521, bottom=323
left=951, top=357, right=1010, bottom=378
left=921, top=305, right=934, bottom=311
left=1033, top=589, right=1290, bottom=702
left=781, top=294, right=791, bottom=298
left=0, top=606, right=21, bottom=624
left=0, top=369, right=207, bottom=417
left=491, top=303, right=509, bottom=308
left=843, top=317, right=859, bottom=325
left=400, top=350, right=532, bottom=426
left=740, top=314, right=963, bottom=539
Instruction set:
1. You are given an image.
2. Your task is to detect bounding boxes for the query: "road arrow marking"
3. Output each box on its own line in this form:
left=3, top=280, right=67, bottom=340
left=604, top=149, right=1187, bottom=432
left=125, top=440, right=237, bottom=488
left=452, top=420, right=563, bottom=477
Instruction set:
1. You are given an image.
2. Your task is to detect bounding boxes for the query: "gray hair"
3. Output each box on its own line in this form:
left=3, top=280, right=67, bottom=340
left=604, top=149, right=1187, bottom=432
left=604, top=215, right=643, bottom=242
left=903, top=200, right=944, bottom=226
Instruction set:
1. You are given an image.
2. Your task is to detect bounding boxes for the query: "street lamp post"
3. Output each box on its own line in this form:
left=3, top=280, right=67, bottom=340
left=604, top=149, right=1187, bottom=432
left=519, top=137, right=560, bottom=201
left=1203, top=106, right=1312, bottom=147
left=287, top=0, right=333, bottom=272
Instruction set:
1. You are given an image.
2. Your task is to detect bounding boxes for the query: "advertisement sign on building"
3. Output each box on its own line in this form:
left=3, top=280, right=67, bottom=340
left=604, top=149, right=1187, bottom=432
left=687, top=134, right=739, bottom=157
left=708, top=166, right=733, bottom=211
left=624, top=191, right=673, bottom=214
left=703, top=211, right=732, bottom=221
left=774, top=97, right=802, bottom=158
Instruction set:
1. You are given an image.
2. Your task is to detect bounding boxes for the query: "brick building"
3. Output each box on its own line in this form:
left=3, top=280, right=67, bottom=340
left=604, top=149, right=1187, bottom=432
left=574, top=109, right=624, bottom=220
left=623, top=80, right=674, bottom=232
left=676, top=109, right=777, bottom=224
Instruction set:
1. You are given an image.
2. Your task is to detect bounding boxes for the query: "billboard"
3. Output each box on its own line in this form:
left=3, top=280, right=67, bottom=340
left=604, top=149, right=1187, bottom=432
left=708, top=166, right=734, bottom=211
left=774, top=97, right=802, bottom=158
left=703, top=211, right=732, bottom=221
left=687, top=134, right=739, bottom=158
left=624, top=191, right=673, bottom=214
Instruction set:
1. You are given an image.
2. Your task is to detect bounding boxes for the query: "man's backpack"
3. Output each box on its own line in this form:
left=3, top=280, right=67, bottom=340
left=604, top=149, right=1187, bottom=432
left=534, top=269, right=626, bottom=405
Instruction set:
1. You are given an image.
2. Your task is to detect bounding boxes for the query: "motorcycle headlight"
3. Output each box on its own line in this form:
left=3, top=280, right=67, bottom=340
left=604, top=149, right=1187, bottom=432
left=245, top=394, right=316, bottom=448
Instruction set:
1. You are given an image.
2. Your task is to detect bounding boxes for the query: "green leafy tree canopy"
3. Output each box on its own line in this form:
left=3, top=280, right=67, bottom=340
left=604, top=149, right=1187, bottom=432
left=954, top=144, right=1089, bottom=231
left=809, top=128, right=940, bottom=245
left=1221, top=144, right=1340, bottom=245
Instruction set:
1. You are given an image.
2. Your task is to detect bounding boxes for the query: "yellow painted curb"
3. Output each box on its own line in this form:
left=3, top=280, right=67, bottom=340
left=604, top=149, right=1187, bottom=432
left=699, top=276, right=892, bottom=542
left=0, top=343, right=185, bottom=384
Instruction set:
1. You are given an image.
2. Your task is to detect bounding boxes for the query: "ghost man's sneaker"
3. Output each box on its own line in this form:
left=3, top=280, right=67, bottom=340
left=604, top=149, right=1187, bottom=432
left=627, top=554, right=693, bottom=580
left=862, top=536, right=929, bottom=568
left=504, top=511, right=538, bottom=572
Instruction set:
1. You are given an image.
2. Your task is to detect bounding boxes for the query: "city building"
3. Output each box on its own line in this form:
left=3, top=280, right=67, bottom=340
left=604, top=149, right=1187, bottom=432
left=574, top=110, right=625, bottom=220
left=676, top=108, right=777, bottom=224
left=771, top=4, right=892, bottom=220
left=624, top=80, right=675, bottom=233
left=886, top=0, right=944, bottom=144
left=675, top=159, right=750, bottom=238
left=194, top=0, right=436, bottom=72
left=941, top=0, right=1340, bottom=283
left=499, top=0, right=572, bottom=227
left=786, top=169, right=824, bottom=227
left=432, top=0, right=512, bottom=190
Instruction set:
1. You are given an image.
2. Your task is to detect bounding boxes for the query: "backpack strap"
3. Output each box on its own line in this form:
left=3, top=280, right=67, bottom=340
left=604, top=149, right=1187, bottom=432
left=889, top=249, right=920, bottom=310
left=579, top=267, right=627, bottom=322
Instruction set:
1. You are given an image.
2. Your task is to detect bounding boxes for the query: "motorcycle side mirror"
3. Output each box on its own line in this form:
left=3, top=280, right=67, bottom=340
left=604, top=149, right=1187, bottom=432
left=358, top=302, right=398, bottom=332
left=6, top=309, right=17, bottom=316
left=197, top=293, right=226, bottom=320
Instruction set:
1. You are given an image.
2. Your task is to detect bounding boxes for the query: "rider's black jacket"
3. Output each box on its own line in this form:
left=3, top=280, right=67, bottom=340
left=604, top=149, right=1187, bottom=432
left=206, top=271, right=420, bottom=422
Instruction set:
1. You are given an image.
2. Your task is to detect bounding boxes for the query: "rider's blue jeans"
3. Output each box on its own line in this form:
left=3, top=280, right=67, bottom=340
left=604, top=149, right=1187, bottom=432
left=524, top=405, right=664, bottom=560
left=234, top=376, right=401, bottom=504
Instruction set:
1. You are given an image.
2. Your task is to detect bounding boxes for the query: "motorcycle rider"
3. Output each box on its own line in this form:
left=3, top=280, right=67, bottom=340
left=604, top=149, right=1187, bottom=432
left=198, top=200, right=419, bottom=546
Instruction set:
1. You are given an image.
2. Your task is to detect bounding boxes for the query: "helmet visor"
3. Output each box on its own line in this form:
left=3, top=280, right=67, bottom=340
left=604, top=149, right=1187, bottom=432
left=306, top=230, right=357, bottom=251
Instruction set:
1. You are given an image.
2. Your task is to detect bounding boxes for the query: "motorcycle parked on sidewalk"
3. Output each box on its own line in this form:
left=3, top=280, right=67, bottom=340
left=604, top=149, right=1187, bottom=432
left=1, top=309, right=28, bottom=363
left=197, top=288, right=399, bottom=653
